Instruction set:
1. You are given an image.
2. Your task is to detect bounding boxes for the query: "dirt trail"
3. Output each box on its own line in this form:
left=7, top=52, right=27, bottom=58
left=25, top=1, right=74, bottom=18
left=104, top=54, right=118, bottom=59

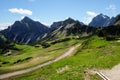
left=100, top=64, right=120, bottom=80
left=0, top=44, right=80, bottom=79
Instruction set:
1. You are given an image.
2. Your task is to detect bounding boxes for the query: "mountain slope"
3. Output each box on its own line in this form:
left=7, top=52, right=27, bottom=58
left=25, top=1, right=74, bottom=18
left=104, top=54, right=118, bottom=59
left=0, top=34, right=15, bottom=54
left=42, top=21, right=95, bottom=41
left=89, top=14, right=115, bottom=27
left=114, top=14, right=120, bottom=25
left=1, top=17, right=49, bottom=44
left=7, top=36, right=120, bottom=80
left=97, top=14, right=120, bottom=40
left=50, top=18, right=84, bottom=30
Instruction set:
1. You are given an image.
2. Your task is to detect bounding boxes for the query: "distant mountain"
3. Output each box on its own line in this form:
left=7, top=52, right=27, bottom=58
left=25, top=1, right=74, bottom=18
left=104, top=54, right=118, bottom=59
left=97, top=14, right=120, bottom=40
left=1, top=16, right=49, bottom=44
left=89, top=14, right=112, bottom=27
left=50, top=17, right=84, bottom=30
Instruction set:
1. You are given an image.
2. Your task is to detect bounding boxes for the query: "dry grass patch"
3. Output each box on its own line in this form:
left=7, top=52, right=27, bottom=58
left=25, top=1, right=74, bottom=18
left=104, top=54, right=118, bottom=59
left=0, top=56, right=51, bottom=72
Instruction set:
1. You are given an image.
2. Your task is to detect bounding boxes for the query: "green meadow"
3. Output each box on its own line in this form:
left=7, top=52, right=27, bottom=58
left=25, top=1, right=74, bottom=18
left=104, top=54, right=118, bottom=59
left=5, top=36, right=120, bottom=80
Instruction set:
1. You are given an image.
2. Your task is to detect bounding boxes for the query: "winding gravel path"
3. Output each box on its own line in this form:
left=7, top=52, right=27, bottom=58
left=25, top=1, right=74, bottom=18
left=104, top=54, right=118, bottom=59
left=0, top=44, right=80, bottom=79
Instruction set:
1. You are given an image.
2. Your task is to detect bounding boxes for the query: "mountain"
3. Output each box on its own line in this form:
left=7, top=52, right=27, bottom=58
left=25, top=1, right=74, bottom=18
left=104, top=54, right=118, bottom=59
left=1, top=17, right=49, bottom=44
left=42, top=20, right=95, bottom=41
left=1, top=14, right=120, bottom=45
left=105, top=17, right=116, bottom=26
left=114, top=14, right=120, bottom=25
left=97, top=14, right=120, bottom=40
left=89, top=14, right=111, bottom=27
left=50, top=17, right=84, bottom=30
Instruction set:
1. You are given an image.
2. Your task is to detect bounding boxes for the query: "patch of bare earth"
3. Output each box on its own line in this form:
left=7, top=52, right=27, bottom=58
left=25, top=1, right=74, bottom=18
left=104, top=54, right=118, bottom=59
left=56, top=65, right=69, bottom=74
left=117, top=40, right=120, bottom=42
left=85, top=64, right=120, bottom=80
left=101, top=64, right=120, bottom=80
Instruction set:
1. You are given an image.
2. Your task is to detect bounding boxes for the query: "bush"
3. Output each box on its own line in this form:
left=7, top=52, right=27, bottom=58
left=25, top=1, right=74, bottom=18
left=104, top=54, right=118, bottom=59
left=34, top=45, right=40, bottom=48
left=41, top=43, right=51, bottom=48
left=13, top=57, right=33, bottom=64
left=106, top=36, right=116, bottom=41
left=51, top=38, right=71, bottom=45
left=24, top=57, right=32, bottom=60
left=2, top=61, right=9, bottom=64
left=13, top=59, right=23, bottom=64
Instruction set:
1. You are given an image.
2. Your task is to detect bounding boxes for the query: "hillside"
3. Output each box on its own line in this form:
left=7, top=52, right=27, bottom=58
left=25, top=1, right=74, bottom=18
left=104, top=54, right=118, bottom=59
left=0, top=38, right=81, bottom=74
left=6, top=36, right=120, bottom=80
left=42, top=21, right=96, bottom=42
left=115, top=14, right=120, bottom=25
left=0, top=34, right=15, bottom=54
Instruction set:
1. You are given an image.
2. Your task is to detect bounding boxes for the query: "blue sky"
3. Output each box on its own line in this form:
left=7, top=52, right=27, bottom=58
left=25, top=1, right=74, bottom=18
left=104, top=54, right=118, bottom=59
left=0, top=0, right=120, bottom=29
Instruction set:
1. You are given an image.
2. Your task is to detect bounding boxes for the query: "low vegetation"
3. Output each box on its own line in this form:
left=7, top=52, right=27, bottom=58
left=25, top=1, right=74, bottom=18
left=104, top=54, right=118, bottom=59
left=0, top=38, right=81, bottom=74
left=8, top=36, right=120, bottom=80
left=98, top=25, right=120, bottom=40
left=90, top=74, right=103, bottom=80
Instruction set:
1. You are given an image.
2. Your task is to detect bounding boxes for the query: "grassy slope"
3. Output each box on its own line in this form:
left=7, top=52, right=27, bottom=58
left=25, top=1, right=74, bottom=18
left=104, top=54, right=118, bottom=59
left=0, top=39, right=80, bottom=74
left=90, top=74, right=103, bottom=80
left=9, top=36, right=120, bottom=80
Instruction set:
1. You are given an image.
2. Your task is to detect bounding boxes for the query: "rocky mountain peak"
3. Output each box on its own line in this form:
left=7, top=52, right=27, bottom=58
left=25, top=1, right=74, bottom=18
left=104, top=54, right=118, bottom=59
left=89, top=13, right=110, bottom=27
left=21, top=16, right=33, bottom=23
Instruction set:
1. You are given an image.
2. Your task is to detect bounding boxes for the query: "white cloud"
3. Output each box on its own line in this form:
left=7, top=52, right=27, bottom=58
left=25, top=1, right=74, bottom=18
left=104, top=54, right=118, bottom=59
left=106, top=4, right=116, bottom=11
left=0, top=23, right=11, bottom=30
left=86, top=11, right=97, bottom=17
left=85, top=11, right=98, bottom=24
left=8, top=8, right=32, bottom=15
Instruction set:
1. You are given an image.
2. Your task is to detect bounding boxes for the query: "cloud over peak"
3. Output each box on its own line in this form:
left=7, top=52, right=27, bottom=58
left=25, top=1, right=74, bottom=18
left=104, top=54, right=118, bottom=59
left=84, top=11, right=98, bottom=24
left=86, top=11, right=97, bottom=17
left=0, top=23, right=11, bottom=30
left=8, top=8, right=32, bottom=15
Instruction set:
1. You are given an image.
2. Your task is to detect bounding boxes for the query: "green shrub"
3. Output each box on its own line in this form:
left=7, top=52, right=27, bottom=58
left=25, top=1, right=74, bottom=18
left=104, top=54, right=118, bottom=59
left=2, top=61, right=9, bottom=64
left=13, top=57, right=33, bottom=64
left=51, top=38, right=71, bottom=45
left=24, top=57, right=32, bottom=61
left=13, top=59, right=23, bottom=64
left=105, top=36, right=116, bottom=41
left=41, top=42, right=51, bottom=48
